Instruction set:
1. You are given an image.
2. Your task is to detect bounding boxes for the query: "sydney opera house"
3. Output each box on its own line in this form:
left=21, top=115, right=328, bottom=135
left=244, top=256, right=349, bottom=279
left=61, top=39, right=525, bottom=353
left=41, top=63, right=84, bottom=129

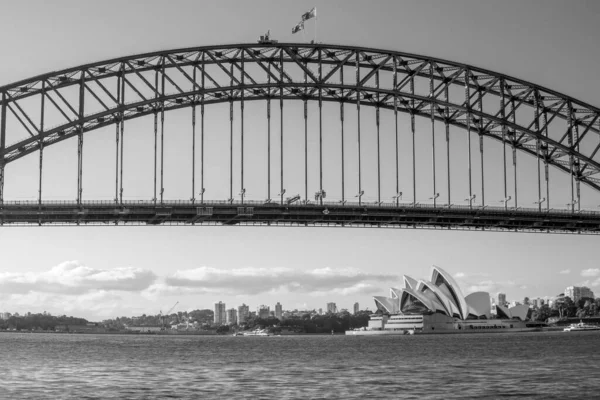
left=348, top=266, right=535, bottom=335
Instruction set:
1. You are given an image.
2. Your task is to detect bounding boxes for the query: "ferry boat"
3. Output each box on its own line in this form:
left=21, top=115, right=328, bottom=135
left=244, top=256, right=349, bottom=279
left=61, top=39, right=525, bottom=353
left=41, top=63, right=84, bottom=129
left=242, top=329, right=271, bottom=336
left=563, top=321, right=600, bottom=332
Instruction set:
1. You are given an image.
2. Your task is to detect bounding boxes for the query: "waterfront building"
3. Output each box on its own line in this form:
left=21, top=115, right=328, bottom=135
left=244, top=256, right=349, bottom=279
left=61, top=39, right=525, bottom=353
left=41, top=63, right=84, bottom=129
left=258, top=305, right=270, bottom=319
left=238, top=304, right=250, bottom=324
left=354, top=302, right=359, bottom=314
left=327, top=302, right=337, bottom=313
left=497, top=293, right=507, bottom=307
left=318, top=308, right=323, bottom=315
left=226, top=308, right=237, bottom=325
left=565, top=286, right=595, bottom=303
left=0, top=312, right=11, bottom=320
left=214, top=302, right=227, bottom=325
left=362, top=265, right=533, bottom=334
left=275, top=302, right=283, bottom=320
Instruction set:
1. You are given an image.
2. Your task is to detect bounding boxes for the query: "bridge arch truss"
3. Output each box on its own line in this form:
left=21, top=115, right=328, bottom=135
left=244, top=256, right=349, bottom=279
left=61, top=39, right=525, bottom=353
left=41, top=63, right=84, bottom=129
left=1, top=43, right=600, bottom=232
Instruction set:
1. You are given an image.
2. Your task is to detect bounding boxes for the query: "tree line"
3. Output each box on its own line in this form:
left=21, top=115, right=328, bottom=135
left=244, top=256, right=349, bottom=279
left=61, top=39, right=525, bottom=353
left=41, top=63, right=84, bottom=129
left=0, top=313, right=88, bottom=331
left=532, top=296, right=600, bottom=322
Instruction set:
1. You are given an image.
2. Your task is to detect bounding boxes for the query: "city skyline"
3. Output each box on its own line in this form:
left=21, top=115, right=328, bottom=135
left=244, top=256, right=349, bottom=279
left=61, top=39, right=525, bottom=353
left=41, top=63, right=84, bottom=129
left=1, top=1, right=600, bottom=320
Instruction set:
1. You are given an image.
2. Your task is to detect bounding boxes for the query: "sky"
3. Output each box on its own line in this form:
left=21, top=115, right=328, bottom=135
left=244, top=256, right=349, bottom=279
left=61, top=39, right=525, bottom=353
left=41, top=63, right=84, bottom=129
left=1, top=0, right=600, bottom=321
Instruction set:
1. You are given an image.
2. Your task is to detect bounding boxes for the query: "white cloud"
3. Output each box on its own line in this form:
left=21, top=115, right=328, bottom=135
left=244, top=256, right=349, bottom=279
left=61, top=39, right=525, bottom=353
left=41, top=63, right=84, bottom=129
left=463, top=279, right=519, bottom=295
left=0, top=261, right=157, bottom=295
left=559, top=269, right=571, bottom=275
left=160, top=266, right=396, bottom=296
left=5, top=290, right=126, bottom=320
left=581, top=268, right=600, bottom=277
left=454, top=272, right=466, bottom=278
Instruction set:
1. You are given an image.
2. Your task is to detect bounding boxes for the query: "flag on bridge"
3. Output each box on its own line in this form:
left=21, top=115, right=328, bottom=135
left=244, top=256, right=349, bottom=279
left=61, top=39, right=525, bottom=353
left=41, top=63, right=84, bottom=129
left=292, top=21, right=304, bottom=34
left=302, top=7, right=317, bottom=21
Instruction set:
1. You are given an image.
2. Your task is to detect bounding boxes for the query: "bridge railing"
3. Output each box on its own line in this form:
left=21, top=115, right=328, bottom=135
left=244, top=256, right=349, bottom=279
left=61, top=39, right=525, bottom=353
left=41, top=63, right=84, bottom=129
left=1, top=199, right=599, bottom=216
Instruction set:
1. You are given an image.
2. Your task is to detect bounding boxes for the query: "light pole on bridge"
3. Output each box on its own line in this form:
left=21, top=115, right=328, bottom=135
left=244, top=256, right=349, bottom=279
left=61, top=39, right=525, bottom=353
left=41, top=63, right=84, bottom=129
left=315, top=190, right=326, bottom=206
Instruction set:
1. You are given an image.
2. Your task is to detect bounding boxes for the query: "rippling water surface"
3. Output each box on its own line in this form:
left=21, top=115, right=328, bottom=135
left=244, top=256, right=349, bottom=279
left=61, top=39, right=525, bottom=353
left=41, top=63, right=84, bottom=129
left=1, top=331, right=600, bottom=399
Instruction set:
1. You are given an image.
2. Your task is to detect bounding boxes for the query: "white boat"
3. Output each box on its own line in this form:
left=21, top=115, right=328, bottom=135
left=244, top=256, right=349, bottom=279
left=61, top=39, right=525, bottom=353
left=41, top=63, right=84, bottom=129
left=242, top=329, right=271, bottom=336
left=563, top=321, right=600, bottom=332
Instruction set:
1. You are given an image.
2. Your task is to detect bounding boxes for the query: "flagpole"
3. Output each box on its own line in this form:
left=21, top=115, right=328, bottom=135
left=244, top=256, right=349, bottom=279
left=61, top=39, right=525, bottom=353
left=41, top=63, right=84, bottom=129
left=315, top=12, right=317, bottom=43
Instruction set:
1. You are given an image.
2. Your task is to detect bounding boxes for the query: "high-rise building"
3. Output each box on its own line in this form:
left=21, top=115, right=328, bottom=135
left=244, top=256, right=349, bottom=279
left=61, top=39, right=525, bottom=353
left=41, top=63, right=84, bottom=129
left=258, top=305, right=270, bottom=319
left=565, top=286, right=595, bottom=303
left=214, top=301, right=227, bottom=325
left=238, top=304, right=250, bottom=324
left=275, top=302, right=283, bottom=320
left=327, top=302, right=337, bottom=313
left=0, top=312, right=11, bottom=320
left=531, top=298, right=539, bottom=308
left=497, top=293, right=507, bottom=307
left=226, top=308, right=237, bottom=325
left=353, top=302, right=359, bottom=314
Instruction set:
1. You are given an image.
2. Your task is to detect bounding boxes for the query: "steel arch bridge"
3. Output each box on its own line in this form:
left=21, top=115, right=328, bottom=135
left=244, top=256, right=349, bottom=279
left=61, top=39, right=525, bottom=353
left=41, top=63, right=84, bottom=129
left=1, top=43, right=600, bottom=232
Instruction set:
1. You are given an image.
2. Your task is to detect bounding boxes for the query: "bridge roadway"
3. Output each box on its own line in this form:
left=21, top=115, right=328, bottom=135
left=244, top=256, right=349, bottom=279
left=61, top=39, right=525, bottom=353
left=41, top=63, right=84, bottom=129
left=1, top=200, right=599, bottom=233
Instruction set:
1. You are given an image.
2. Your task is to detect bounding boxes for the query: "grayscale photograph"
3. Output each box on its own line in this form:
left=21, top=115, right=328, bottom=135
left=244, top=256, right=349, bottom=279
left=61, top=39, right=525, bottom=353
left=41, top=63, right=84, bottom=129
left=1, top=1, right=599, bottom=398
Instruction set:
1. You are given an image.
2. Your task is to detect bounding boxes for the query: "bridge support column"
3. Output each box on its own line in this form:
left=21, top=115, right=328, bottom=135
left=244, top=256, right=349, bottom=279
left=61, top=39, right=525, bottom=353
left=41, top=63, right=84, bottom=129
left=1, top=91, right=7, bottom=205
left=356, top=53, right=362, bottom=206
left=510, top=97, right=518, bottom=210
left=38, top=82, right=45, bottom=207
left=115, top=71, right=122, bottom=205
left=445, top=86, right=451, bottom=207
left=228, top=61, right=234, bottom=203
left=318, top=48, right=324, bottom=206
left=240, top=55, right=245, bottom=205
left=478, top=89, right=485, bottom=208
left=77, top=70, right=86, bottom=207
left=266, top=62, right=271, bottom=203
left=191, top=66, right=196, bottom=204
left=464, top=70, right=473, bottom=209
left=340, top=65, right=345, bottom=205
left=201, top=52, right=205, bottom=204
left=542, top=107, right=550, bottom=211
left=119, top=68, right=126, bottom=205
left=429, top=64, right=437, bottom=207
left=160, top=60, right=166, bottom=204
left=500, top=79, right=508, bottom=211
left=376, top=69, right=381, bottom=205
left=393, top=57, right=399, bottom=207
left=280, top=51, right=284, bottom=206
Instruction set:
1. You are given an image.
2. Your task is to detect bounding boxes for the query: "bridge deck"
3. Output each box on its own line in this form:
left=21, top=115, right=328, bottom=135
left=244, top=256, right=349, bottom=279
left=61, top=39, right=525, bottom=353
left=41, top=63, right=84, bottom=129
left=1, top=201, right=599, bottom=233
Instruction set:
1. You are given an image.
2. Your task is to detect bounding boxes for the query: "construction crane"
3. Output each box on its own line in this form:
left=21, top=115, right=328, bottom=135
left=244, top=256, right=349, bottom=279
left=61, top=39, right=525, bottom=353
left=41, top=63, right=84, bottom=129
left=160, top=301, right=178, bottom=330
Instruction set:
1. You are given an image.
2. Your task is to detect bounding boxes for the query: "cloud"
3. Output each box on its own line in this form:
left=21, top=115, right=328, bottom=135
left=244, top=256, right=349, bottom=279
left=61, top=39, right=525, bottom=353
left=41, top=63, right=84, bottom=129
left=462, top=279, right=519, bottom=295
left=158, top=266, right=396, bottom=296
left=559, top=269, right=571, bottom=275
left=581, top=268, right=600, bottom=277
left=454, top=272, right=465, bottom=278
left=0, top=261, right=157, bottom=295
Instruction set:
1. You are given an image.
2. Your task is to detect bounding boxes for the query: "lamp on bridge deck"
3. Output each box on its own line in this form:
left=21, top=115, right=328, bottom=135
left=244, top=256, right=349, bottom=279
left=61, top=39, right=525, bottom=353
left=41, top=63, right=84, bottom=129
left=355, top=191, right=365, bottom=206
left=465, top=194, right=476, bottom=208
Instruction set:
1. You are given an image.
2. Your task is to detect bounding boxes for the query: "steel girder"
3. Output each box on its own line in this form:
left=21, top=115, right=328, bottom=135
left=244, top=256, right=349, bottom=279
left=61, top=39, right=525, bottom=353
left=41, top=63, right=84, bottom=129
left=1, top=43, right=600, bottom=202
left=1, top=200, right=600, bottom=233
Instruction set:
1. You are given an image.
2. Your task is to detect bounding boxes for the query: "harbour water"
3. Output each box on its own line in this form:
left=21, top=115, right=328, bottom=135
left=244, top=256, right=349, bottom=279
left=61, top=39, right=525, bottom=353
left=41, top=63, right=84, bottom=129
left=1, top=331, right=599, bottom=399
